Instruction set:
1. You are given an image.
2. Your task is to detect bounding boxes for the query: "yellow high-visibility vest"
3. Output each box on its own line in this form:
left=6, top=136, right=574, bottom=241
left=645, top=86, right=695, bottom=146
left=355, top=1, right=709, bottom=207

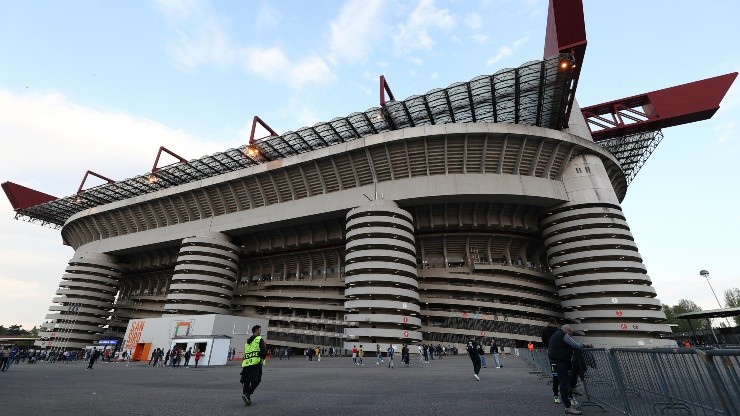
left=242, top=336, right=263, bottom=367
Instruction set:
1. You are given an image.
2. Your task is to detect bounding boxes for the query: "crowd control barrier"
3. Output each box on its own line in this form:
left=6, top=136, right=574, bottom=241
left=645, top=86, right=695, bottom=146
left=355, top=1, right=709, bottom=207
left=517, top=347, right=740, bottom=416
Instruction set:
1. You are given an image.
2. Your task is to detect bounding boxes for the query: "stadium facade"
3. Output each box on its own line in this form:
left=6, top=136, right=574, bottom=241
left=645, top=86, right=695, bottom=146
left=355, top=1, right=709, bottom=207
left=3, top=1, right=737, bottom=351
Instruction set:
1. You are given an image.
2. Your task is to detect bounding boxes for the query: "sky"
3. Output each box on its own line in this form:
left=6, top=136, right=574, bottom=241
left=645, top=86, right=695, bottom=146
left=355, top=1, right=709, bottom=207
left=1, top=0, right=739, bottom=330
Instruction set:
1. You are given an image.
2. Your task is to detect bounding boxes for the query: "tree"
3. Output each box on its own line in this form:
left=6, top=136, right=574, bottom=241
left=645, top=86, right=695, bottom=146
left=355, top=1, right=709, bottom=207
left=724, top=287, right=740, bottom=326
left=663, top=299, right=709, bottom=333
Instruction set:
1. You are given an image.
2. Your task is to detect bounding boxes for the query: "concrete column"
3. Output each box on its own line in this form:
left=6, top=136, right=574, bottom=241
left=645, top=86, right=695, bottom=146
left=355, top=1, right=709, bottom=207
left=343, top=199, right=423, bottom=350
left=38, top=251, right=122, bottom=350
left=541, top=154, right=674, bottom=347
left=164, top=232, right=239, bottom=315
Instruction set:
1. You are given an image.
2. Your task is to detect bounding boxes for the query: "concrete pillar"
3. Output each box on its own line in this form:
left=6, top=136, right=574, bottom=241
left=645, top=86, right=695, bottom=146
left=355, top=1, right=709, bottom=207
left=343, top=199, right=423, bottom=350
left=38, top=251, right=122, bottom=350
left=164, top=232, right=239, bottom=315
left=540, top=154, right=674, bottom=347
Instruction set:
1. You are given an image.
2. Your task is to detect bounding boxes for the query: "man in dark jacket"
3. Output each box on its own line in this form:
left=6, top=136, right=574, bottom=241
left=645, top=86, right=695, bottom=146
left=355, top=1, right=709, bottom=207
left=541, top=318, right=560, bottom=403
left=86, top=348, right=100, bottom=370
left=465, top=337, right=481, bottom=381
left=240, top=325, right=267, bottom=406
left=548, top=325, right=592, bottom=415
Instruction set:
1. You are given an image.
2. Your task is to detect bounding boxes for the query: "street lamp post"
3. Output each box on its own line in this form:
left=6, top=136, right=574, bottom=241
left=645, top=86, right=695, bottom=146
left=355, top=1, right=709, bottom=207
left=699, top=270, right=733, bottom=343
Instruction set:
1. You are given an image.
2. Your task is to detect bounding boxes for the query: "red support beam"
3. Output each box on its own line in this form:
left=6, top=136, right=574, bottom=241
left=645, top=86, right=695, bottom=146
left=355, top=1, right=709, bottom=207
left=2, top=182, right=57, bottom=211
left=151, top=146, right=188, bottom=173
left=582, top=72, right=738, bottom=142
left=543, top=0, right=587, bottom=128
left=379, top=75, right=395, bottom=108
left=76, top=170, right=115, bottom=194
left=248, top=116, right=278, bottom=145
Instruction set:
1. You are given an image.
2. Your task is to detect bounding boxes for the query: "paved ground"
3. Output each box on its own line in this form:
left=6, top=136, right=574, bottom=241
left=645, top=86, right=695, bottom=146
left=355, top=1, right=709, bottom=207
left=0, top=354, right=595, bottom=415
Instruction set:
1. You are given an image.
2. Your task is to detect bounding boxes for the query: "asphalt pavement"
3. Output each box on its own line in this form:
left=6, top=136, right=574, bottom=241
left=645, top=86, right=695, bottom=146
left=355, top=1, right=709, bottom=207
left=0, top=353, right=592, bottom=415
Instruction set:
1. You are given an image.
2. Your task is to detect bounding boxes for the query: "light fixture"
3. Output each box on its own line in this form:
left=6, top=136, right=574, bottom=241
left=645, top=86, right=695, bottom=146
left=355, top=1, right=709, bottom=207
left=244, top=145, right=260, bottom=158
left=147, top=173, right=158, bottom=184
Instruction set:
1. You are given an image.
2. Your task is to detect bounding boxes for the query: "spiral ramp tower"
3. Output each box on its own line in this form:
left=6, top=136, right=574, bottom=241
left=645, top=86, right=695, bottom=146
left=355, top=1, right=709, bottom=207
left=541, top=154, right=673, bottom=347
left=38, top=252, right=122, bottom=349
left=344, top=200, right=423, bottom=350
left=164, top=233, right=240, bottom=315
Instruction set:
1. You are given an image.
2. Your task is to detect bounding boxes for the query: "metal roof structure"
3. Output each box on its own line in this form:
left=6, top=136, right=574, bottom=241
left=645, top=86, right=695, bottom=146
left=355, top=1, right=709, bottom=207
left=5, top=53, right=576, bottom=228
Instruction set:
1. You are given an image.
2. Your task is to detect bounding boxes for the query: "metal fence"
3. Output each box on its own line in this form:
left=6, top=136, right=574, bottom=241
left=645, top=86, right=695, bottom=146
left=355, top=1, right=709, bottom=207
left=517, top=347, right=740, bottom=416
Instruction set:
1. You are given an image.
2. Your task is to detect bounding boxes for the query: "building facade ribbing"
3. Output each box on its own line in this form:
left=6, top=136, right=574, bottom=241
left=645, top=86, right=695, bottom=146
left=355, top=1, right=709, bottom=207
left=35, top=118, right=674, bottom=350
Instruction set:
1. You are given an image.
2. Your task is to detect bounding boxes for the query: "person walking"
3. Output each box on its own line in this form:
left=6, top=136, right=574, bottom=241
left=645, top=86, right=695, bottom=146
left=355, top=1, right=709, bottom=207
left=240, top=325, right=267, bottom=406
left=490, top=341, right=502, bottom=368
left=477, top=343, right=486, bottom=368
left=351, top=345, right=358, bottom=365
left=0, top=347, right=9, bottom=372
left=465, top=337, right=482, bottom=381
left=401, top=344, right=410, bottom=367
left=541, top=318, right=560, bottom=403
left=387, top=344, right=395, bottom=368
left=418, top=344, right=424, bottom=364
left=86, top=348, right=100, bottom=370
left=357, top=345, right=364, bottom=365
left=548, top=324, right=592, bottom=415
left=376, top=344, right=384, bottom=364
left=184, top=347, right=192, bottom=368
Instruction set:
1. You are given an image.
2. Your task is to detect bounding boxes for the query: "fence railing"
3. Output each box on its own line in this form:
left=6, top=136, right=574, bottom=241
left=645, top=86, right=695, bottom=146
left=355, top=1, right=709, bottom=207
left=517, top=347, right=740, bottom=416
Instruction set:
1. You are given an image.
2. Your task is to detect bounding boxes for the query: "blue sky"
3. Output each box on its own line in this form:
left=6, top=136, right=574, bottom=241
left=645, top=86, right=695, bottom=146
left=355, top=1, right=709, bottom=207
left=1, top=0, right=738, bottom=329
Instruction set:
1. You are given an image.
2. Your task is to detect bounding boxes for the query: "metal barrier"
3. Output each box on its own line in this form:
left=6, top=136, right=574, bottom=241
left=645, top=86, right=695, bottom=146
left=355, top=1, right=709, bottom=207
left=518, top=347, right=740, bottom=416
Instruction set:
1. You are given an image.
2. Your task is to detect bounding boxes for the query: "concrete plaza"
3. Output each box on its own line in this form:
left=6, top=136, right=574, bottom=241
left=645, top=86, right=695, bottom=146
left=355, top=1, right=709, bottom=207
left=0, top=353, right=584, bottom=415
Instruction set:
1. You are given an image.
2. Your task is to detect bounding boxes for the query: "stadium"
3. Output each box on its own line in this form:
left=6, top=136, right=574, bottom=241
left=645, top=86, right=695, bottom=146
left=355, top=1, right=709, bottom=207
left=3, top=0, right=736, bottom=351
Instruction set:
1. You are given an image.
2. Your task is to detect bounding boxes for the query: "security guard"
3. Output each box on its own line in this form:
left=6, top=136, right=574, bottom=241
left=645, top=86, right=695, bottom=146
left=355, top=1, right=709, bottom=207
left=240, top=325, right=267, bottom=406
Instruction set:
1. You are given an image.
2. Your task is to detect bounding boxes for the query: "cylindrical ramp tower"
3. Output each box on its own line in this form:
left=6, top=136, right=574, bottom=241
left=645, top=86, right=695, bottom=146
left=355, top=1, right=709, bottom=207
left=164, top=232, right=239, bottom=315
left=343, top=200, right=422, bottom=351
left=39, top=251, right=122, bottom=349
left=541, top=154, right=673, bottom=347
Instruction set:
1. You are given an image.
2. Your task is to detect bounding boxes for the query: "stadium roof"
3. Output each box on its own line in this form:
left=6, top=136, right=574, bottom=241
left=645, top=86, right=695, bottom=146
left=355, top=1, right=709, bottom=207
left=3, top=54, right=577, bottom=228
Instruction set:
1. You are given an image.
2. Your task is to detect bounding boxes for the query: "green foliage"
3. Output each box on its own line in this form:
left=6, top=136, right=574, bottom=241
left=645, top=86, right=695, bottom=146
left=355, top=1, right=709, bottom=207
left=663, top=299, right=709, bottom=333
left=0, top=324, right=36, bottom=336
left=724, top=287, right=740, bottom=326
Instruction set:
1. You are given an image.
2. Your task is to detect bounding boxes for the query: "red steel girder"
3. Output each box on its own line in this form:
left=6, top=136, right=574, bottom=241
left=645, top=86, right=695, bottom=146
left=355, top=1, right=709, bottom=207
left=582, top=73, right=738, bottom=142
left=2, top=181, right=57, bottom=211
left=543, top=0, right=587, bottom=128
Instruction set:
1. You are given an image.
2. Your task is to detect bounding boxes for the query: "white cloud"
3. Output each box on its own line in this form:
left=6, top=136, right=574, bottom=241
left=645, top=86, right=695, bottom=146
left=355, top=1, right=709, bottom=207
left=430, top=72, right=439, bottom=80
left=486, top=36, right=529, bottom=66
left=0, top=90, right=234, bottom=195
left=154, top=0, right=237, bottom=70
left=329, top=0, right=387, bottom=64
left=0, top=89, right=244, bottom=329
left=410, top=57, right=423, bottom=65
left=486, top=46, right=512, bottom=66
left=466, top=13, right=482, bottom=30
left=471, top=34, right=489, bottom=44
left=154, top=0, right=334, bottom=87
left=715, top=120, right=737, bottom=144
left=393, top=0, right=457, bottom=55
left=257, top=1, right=282, bottom=28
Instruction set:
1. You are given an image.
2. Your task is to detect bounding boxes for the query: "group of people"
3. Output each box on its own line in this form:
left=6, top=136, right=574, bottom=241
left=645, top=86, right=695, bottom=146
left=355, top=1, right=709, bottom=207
left=147, top=347, right=202, bottom=368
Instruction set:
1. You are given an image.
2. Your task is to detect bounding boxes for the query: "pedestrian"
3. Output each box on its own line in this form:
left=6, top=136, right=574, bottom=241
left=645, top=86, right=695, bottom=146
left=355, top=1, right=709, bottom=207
left=548, top=324, right=592, bottom=415
left=184, top=347, right=192, bottom=367
left=387, top=344, right=395, bottom=368
left=87, top=348, right=100, bottom=370
left=358, top=345, right=364, bottom=365
left=164, top=349, right=171, bottom=367
left=376, top=344, right=384, bottom=364
left=401, top=344, right=410, bottom=367
left=5, top=347, right=19, bottom=371
left=351, top=345, right=358, bottom=365
left=315, top=346, right=321, bottom=362
left=465, top=337, right=481, bottom=380
left=491, top=341, right=502, bottom=368
left=148, top=348, right=157, bottom=366
left=541, top=318, right=560, bottom=403
left=477, top=343, right=486, bottom=368
left=0, top=347, right=9, bottom=372
left=423, top=344, right=429, bottom=363
left=240, top=325, right=267, bottom=406
left=418, top=344, right=424, bottom=364
left=194, top=349, right=202, bottom=368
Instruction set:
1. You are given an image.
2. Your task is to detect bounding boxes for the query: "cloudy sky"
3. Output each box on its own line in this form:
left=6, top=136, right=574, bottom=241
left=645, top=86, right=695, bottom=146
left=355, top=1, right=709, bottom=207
left=1, top=0, right=738, bottom=330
